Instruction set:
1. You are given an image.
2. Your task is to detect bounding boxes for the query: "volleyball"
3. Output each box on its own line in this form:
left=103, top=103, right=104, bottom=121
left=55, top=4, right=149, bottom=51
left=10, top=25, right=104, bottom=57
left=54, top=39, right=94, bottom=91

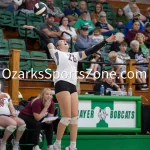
left=34, top=2, right=48, bottom=16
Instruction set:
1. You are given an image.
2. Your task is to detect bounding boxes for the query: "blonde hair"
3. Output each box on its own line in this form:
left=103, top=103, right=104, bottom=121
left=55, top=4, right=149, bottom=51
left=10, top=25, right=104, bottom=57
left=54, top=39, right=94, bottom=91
left=32, top=88, right=51, bottom=104
left=134, top=33, right=146, bottom=42
left=130, top=40, right=139, bottom=48
left=108, top=51, right=117, bottom=58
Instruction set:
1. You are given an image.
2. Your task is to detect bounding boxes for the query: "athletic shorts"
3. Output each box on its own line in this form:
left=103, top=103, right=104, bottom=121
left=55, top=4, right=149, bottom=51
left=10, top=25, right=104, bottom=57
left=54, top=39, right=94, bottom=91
left=55, top=80, right=77, bottom=94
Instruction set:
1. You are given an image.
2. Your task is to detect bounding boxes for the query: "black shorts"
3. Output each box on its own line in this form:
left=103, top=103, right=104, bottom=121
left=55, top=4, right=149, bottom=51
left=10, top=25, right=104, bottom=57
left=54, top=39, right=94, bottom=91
left=55, top=80, right=77, bottom=94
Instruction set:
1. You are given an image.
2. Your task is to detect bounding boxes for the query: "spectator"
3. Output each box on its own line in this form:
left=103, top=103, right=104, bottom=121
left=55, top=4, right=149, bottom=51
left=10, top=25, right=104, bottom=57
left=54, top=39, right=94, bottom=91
left=117, top=41, right=130, bottom=63
left=79, top=1, right=91, bottom=20
left=128, top=40, right=148, bottom=90
left=95, top=11, right=114, bottom=36
left=97, top=0, right=108, bottom=4
left=19, top=88, right=55, bottom=150
left=93, top=72, right=121, bottom=95
left=7, top=0, right=22, bottom=12
left=145, top=22, right=150, bottom=37
left=144, top=7, right=150, bottom=23
left=24, top=0, right=39, bottom=11
left=108, top=51, right=126, bottom=90
left=90, top=2, right=103, bottom=25
left=75, top=25, right=97, bottom=51
left=123, top=0, right=144, bottom=20
left=64, top=0, right=81, bottom=26
left=91, top=27, right=104, bottom=43
left=59, top=16, right=77, bottom=42
left=0, top=82, right=26, bottom=150
left=46, top=0, right=64, bottom=23
left=135, top=33, right=150, bottom=58
left=74, top=11, right=95, bottom=34
left=125, top=20, right=142, bottom=44
left=115, top=8, right=128, bottom=31
left=40, top=13, right=62, bottom=46
left=124, top=13, right=145, bottom=36
left=110, top=32, right=125, bottom=52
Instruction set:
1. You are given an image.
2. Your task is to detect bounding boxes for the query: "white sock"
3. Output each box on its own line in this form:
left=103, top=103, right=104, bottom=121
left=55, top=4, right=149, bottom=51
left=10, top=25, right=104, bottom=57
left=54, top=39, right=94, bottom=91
left=70, top=141, right=76, bottom=149
left=54, top=139, right=61, bottom=146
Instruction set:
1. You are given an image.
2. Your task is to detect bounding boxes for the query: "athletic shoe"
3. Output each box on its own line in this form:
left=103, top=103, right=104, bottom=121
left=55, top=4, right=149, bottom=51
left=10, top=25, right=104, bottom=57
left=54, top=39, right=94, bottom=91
left=33, top=145, right=41, bottom=150
left=11, top=139, right=19, bottom=150
left=48, top=144, right=61, bottom=150
left=65, top=146, right=77, bottom=150
left=0, top=139, right=6, bottom=150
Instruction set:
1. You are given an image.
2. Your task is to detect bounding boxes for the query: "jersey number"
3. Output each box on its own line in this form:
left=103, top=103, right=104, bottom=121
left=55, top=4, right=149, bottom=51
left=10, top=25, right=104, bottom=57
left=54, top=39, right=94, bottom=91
left=68, top=54, right=77, bottom=63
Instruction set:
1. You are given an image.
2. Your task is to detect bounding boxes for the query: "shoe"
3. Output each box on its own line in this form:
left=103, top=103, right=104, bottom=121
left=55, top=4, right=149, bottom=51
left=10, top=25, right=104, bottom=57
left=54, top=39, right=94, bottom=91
left=0, top=139, right=6, bottom=150
left=65, top=146, right=77, bottom=150
left=33, top=145, right=41, bottom=150
left=11, top=139, right=19, bottom=150
left=141, top=87, right=149, bottom=91
left=48, top=144, right=61, bottom=150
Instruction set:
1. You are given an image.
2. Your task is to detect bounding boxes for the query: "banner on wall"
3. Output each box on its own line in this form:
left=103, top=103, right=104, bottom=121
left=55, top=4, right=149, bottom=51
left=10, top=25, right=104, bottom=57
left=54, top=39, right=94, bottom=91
left=78, top=101, right=136, bottom=128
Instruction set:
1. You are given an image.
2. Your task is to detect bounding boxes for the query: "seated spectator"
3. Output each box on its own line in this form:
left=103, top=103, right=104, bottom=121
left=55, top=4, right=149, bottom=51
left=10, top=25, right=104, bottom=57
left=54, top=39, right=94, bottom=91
left=0, top=81, right=26, bottom=150
left=123, top=0, right=145, bottom=21
left=64, top=0, right=81, bottom=26
left=108, top=51, right=126, bottom=90
left=7, top=0, right=22, bottom=12
left=79, top=1, right=91, bottom=20
left=0, top=0, right=13, bottom=9
left=46, top=0, right=64, bottom=23
left=74, top=11, right=95, bottom=34
left=40, top=13, right=62, bottom=46
left=19, top=88, right=55, bottom=150
left=97, top=0, right=109, bottom=4
left=117, top=41, right=130, bottom=63
left=125, top=20, right=141, bottom=44
left=144, top=7, right=150, bottom=23
left=93, top=72, right=121, bottom=95
left=90, top=2, right=103, bottom=25
left=110, top=32, right=125, bottom=52
left=59, top=16, right=77, bottom=42
left=135, top=33, right=150, bottom=58
left=75, top=25, right=97, bottom=51
left=145, top=22, right=150, bottom=37
left=95, top=11, right=114, bottom=36
left=128, top=40, right=148, bottom=90
left=91, top=27, right=104, bottom=43
left=124, top=12, right=145, bottom=36
left=115, top=8, right=128, bottom=31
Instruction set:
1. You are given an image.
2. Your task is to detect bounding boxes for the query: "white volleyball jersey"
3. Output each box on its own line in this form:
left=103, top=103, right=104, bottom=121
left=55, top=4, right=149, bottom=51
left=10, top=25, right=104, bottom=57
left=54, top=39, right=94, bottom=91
left=0, top=93, right=11, bottom=115
left=49, top=48, right=82, bottom=86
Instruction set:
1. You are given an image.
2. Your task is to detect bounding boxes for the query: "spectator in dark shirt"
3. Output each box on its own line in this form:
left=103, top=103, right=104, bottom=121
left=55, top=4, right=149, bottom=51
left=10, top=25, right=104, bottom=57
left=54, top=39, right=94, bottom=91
left=93, top=72, right=121, bottom=95
left=64, top=0, right=81, bottom=25
left=95, top=11, right=114, bottom=36
left=40, top=13, right=62, bottom=46
left=19, top=88, right=55, bottom=150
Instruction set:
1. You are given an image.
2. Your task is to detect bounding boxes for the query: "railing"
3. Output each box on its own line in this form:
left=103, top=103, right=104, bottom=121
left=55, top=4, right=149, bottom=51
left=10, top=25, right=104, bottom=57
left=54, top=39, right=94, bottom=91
left=2, top=50, right=150, bottom=104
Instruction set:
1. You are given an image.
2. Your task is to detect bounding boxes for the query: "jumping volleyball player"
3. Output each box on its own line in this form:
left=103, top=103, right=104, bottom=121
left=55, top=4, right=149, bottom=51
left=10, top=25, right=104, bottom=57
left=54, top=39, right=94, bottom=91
left=23, top=24, right=116, bottom=150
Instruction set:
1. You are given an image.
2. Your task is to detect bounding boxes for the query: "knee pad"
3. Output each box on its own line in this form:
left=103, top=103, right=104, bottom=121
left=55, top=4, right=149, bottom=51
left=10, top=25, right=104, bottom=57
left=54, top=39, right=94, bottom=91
left=70, top=116, right=78, bottom=125
left=6, top=125, right=16, bottom=132
left=60, top=117, right=71, bottom=126
left=18, top=124, right=26, bottom=131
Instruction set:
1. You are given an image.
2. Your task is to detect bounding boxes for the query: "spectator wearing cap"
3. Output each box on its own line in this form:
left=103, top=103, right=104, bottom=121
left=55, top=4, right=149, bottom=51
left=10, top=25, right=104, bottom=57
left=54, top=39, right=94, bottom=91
left=79, top=1, right=91, bottom=20
left=74, top=11, right=95, bottom=34
left=124, top=12, right=145, bottom=36
left=90, top=2, right=103, bottom=25
left=59, top=16, right=77, bottom=42
left=64, top=0, right=81, bottom=26
left=40, top=14, right=62, bottom=56
left=95, top=11, right=114, bottom=36
left=46, top=0, right=64, bottom=23
left=74, top=25, right=97, bottom=51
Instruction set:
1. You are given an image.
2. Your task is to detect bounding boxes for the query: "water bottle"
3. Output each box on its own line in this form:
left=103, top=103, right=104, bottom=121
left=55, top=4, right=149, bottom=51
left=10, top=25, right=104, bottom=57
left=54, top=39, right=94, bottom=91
left=100, top=85, right=105, bottom=96
left=128, top=87, right=132, bottom=96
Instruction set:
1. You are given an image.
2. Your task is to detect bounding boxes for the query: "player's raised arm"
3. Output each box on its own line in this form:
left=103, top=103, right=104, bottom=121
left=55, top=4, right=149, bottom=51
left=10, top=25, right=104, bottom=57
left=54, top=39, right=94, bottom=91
left=80, top=35, right=116, bottom=59
left=23, top=25, right=54, bottom=49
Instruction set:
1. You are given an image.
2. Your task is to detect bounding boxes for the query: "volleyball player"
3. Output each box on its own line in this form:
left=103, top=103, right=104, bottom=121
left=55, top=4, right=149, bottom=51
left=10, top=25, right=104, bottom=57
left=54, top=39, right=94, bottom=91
left=23, top=25, right=116, bottom=150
